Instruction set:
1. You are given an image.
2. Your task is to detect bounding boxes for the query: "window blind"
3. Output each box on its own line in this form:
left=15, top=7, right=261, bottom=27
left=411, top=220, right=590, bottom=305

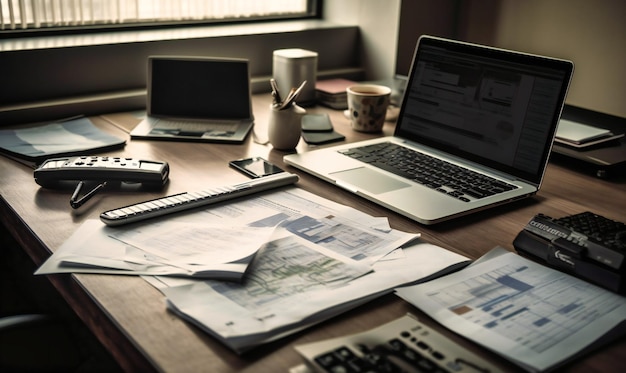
left=0, top=0, right=310, bottom=30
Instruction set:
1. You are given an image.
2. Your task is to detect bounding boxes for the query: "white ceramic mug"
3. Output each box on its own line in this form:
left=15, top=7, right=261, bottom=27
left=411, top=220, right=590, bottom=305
left=346, top=84, right=391, bottom=132
left=267, top=103, right=306, bottom=150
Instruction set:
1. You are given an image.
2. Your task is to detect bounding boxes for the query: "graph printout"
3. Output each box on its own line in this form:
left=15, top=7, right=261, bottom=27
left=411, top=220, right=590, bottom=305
left=396, top=248, right=626, bottom=372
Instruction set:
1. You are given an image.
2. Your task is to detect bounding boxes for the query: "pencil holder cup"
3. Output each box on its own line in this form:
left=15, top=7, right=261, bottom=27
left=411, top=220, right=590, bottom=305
left=268, top=103, right=306, bottom=150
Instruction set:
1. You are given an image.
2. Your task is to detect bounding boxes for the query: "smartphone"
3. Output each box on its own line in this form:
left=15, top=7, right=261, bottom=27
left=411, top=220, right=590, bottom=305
left=229, top=157, right=284, bottom=179
left=301, top=130, right=345, bottom=145
left=301, top=113, right=334, bottom=132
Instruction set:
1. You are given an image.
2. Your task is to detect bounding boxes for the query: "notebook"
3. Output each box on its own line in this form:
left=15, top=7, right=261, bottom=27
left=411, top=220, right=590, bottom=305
left=131, top=56, right=254, bottom=143
left=284, top=35, right=574, bottom=225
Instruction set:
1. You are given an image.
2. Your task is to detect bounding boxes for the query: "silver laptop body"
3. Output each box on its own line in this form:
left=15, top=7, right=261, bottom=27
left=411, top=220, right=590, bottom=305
left=284, top=35, right=573, bottom=224
left=131, top=56, right=254, bottom=143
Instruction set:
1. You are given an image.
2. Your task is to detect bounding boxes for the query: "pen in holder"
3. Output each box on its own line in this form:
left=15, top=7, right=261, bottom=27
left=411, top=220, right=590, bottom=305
left=268, top=79, right=307, bottom=150
left=268, top=103, right=306, bottom=150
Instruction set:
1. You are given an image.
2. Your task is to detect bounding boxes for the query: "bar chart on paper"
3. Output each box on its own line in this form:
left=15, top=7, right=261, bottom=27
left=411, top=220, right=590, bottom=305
left=425, top=261, right=624, bottom=352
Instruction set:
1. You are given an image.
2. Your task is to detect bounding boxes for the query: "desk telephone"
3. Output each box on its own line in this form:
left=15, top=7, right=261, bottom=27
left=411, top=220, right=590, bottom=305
left=34, top=156, right=169, bottom=188
left=513, top=211, right=626, bottom=293
left=34, top=156, right=169, bottom=208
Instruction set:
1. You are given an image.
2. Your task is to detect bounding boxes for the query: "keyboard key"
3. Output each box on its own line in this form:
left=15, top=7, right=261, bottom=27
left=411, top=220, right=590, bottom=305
left=296, top=315, right=502, bottom=373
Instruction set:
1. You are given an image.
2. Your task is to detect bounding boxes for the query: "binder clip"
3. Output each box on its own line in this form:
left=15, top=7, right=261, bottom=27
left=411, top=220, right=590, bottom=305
left=70, top=181, right=107, bottom=209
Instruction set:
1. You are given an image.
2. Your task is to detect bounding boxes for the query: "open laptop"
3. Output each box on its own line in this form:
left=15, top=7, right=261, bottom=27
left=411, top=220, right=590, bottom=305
left=284, top=35, right=574, bottom=225
left=131, top=56, right=254, bottom=143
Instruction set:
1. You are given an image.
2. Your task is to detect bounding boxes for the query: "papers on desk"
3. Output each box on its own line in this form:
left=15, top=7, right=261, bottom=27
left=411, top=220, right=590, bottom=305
left=37, top=186, right=470, bottom=353
left=395, top=247, right=626, bottom=372
left=160, top=241, right=467, bottom=353
left=37, top=188, right=427, bottom=282
left=36, top=220, right=276, bottom=281
left=555, top=119, right=624, bottom=148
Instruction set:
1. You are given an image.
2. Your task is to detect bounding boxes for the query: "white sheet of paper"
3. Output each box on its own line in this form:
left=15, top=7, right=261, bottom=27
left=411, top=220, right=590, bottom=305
left=556, top=119, right=611, bottom=143
left=109, top=222, right=275, bottom=266
left=35, top=220, right=252, bottom=277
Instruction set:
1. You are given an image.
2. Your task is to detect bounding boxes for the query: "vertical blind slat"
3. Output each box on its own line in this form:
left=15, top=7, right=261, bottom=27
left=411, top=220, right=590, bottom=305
left=8, top=0, right=15, bottom=29
left=19, top=0, right=25, bottom=29
left=30, top=0, right=38, bottom=28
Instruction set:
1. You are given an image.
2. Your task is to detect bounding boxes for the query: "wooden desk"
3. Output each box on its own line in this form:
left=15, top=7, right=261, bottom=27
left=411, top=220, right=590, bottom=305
left=1, top=94, right=625, bottom=372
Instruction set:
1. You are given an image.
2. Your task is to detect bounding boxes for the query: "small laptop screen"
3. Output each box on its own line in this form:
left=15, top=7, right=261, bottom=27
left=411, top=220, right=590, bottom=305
left=148, top=57, right=251, bottom=120
left=395, top=37, right=573, bottom=184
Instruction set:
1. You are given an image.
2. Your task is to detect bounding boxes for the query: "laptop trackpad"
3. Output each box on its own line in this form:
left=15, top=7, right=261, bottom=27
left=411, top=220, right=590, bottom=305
left=330, top=168, right=410, bottom=194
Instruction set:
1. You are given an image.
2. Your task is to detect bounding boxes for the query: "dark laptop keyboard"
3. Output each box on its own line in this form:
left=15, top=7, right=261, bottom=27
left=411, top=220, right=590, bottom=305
left=314, top=339, right=452, bottom=373
left=295, top=314, right=502, bottom=373
left=339, top=142, right=517, bottom=202
left=554, top=212, right=626, bottom=253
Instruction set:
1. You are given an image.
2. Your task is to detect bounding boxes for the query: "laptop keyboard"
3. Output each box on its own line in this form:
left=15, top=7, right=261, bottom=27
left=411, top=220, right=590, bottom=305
left=154, top=120, right=239, bottom=132
left=339, top=142, right=517, bottom=202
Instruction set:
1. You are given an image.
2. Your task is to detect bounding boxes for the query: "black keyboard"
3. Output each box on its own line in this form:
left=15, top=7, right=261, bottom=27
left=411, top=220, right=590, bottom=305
left=295, top=314, right=502, bottom=373
left=339, top=142, right=516, bottom=202
left=554, top=211, right=626, bottom=253
left=514, top=211, right=626, bottom=293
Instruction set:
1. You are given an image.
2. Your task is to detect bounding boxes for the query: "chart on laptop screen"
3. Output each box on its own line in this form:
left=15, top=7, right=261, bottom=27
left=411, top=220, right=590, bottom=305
left=402, top=45, right=566, bottom=174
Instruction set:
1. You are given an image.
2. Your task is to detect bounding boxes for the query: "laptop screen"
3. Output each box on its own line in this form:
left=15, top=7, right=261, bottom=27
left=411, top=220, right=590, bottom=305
left=395, top=36, right=573, bottom=185
left=148, top=57, right=252, bottom=120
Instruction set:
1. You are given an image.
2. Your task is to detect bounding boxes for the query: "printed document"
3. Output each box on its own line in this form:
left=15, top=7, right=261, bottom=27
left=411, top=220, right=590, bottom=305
left=123, top=188, right=468, bottom=352
left=35, top=220, right=273, bottom=280
left=36, top=188, right=425, bottom=279
left=162, top=240, right=467, bottom=353
left=36, top=187, right=470, bottom=352
left=395, top=247, right=626, bottom=372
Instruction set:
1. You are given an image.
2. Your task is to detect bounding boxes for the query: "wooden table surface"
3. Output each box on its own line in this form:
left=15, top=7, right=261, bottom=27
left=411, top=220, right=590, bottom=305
left=1, top=94, right=625, bottom=372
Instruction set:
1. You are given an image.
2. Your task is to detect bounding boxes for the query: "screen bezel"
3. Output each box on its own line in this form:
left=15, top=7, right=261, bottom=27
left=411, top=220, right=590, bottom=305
left=147, top=56, right=252, bottom=121
left=394, top=36, right=574, bottom=185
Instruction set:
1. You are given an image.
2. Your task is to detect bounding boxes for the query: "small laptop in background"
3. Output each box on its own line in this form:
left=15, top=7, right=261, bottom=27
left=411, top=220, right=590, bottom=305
left=285, top=35, right=574, bottom=225
left=131, top=56, right=254, bottom=143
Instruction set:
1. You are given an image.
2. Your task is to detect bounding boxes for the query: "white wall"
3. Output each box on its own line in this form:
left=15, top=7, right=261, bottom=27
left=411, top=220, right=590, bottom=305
left=324, top=0, right=401, bottom=80
left=461, top=0, right=626, bottom=118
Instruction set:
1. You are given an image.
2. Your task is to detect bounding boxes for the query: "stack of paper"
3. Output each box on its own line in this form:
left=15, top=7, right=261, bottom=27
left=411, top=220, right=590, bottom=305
left=149, top=188, right=469, bottom=353
left=160, top=240, right=466, bottom=353
left=37, top=187, right=470, bottom=352
left=36, top=220, right=276, bottom=281
left=555, top=119, right=623, bottom=148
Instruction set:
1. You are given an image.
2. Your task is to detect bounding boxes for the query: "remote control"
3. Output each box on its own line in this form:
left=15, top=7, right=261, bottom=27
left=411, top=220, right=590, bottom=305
left=100, top=172, right=299, bottom=226
left=34, top=156, right=169, bottom=188
left=295, top=313, right=503, bottom=373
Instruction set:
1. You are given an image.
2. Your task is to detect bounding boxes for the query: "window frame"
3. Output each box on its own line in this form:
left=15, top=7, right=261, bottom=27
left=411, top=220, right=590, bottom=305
left=0, top=0, right=321, bottom=38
